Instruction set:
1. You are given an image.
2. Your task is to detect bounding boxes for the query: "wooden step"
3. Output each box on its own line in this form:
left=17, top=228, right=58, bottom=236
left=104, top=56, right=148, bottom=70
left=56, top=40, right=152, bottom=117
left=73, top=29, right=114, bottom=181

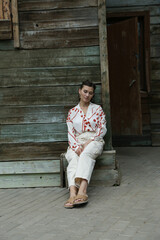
left=60, top=150, right=121, bottom=187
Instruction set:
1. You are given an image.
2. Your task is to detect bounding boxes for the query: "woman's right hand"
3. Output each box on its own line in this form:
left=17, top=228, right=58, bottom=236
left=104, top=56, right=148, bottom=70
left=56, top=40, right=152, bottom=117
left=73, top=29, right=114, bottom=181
left=75, top=147, right=83, bottom=156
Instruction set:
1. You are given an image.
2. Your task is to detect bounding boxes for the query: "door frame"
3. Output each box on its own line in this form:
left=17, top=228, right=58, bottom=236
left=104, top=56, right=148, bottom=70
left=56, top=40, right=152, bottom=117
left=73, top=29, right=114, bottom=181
left=106, top=11, right=150, bottom=93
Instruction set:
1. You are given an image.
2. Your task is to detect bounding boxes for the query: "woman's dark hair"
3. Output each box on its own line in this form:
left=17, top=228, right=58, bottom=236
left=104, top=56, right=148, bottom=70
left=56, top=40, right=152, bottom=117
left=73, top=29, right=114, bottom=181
left=80, top=80, right=96, bottom=92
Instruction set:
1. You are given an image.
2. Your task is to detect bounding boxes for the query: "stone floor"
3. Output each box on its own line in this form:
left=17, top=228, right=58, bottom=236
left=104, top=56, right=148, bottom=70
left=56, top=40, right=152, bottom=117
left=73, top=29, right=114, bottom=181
left=0, top=147, right=160, bottom=240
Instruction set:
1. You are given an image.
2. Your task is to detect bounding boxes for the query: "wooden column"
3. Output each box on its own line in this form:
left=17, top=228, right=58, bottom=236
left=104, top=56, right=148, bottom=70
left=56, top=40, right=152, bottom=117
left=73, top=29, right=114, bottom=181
left=98, top=0, right=112, bottom=150
left=11, top=0, right=20, bottom=48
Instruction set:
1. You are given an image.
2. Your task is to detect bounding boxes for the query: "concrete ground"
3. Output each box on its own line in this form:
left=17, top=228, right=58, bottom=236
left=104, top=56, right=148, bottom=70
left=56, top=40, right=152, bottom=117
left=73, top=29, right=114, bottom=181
left=0, top=147, right=160, bottom=240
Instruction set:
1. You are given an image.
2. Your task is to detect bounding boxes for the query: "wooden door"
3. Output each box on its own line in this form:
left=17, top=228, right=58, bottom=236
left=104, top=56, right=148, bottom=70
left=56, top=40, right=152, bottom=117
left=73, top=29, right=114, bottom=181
left=107, top=17, right=142, bottom=135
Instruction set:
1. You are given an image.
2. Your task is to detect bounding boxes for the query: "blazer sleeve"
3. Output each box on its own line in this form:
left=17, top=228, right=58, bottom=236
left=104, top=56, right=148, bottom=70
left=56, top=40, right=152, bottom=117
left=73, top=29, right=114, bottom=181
left=66, top=110, right=80, bottom=152
left=91, top=106, right=107, bottom=141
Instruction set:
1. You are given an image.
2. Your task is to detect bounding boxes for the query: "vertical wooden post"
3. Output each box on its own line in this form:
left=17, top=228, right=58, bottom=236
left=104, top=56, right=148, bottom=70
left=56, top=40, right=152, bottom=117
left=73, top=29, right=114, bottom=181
left=11, top=0, right=20, bottom=48
left=98, top=0, right=112, bottom=150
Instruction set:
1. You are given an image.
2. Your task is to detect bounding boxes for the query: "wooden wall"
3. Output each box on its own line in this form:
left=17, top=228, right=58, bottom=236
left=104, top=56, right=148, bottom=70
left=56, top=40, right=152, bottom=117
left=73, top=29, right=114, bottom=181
left=0, top=0, right=103, bottom=187
left=106, top=0, right=160, bottom=146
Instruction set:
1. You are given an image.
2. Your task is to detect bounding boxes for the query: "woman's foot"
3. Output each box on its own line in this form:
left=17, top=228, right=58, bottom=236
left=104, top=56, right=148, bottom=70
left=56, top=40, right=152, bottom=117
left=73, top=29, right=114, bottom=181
left=64, top=196, right=76, bottom=209
left=64, top=185, right=78, bottom=209
left=73, top=194, right=88, bottom=206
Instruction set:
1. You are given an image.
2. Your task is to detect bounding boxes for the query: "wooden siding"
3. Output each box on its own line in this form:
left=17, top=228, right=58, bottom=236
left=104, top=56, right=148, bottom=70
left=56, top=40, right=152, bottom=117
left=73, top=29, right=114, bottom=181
left=0, top=0, right=116, bottom=188
left=106, top=0, right=160, bottom=146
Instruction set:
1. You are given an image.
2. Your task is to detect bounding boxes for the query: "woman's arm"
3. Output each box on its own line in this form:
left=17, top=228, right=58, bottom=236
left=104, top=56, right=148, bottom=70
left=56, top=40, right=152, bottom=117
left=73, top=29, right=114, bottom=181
left=90, top=106, right=107, bottom=141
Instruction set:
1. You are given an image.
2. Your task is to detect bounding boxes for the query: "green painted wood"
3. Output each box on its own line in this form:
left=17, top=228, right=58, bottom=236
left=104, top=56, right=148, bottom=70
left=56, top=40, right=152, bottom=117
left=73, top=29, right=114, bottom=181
left=95, top=150, right=116, bottom=169
left=0, top=85, right=101, bottom=106
left=0, top=66, right=101, bottom=87
left=0, top=160, right=60, bottom=174
left=0, top=46, right=100, bottom=68
left=0, top=55, right=100, bottom=68
left=0, top=142, right=68, bottom=161
left=150, top=24, right=160, bottom=35
left=150, top=16, right=160, bottom=25
left=0, top=173, right=60, bottom=188
left=150, top=34, right=160, bottom=46
left=18, top=0, right=98, bottom=11
left=151, top=47, right=160, bottom=58
left=152, top=132, right=160, bottom=146
left=0, top=123, right=67, bottom=143
left=0, top=40, right=14, bottom=50
left=90, top=169, right=119, bottom=186
left=0, top=106, right=69, bottom=124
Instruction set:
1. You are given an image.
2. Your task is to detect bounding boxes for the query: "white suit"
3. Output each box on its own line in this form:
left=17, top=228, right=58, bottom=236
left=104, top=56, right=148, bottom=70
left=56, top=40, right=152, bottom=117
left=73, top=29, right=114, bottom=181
left=65, top=103, right=107, bottom=187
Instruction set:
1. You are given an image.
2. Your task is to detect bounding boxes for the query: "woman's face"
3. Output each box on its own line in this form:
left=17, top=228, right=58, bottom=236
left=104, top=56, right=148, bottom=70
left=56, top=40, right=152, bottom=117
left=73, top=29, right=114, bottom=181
left=79, top=85, right=94, bottom=104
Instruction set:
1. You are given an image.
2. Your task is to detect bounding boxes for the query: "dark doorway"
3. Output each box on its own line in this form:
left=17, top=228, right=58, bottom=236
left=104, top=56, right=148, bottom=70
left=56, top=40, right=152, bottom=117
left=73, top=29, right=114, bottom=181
left=107, top=11, right=150, bottom=137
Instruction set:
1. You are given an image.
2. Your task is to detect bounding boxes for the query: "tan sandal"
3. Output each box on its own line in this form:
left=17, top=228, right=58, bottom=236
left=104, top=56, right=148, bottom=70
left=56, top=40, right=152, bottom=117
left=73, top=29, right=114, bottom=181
left=73, top=194, right=88, bottom=206
left=64, top=196, right=76, bottom=209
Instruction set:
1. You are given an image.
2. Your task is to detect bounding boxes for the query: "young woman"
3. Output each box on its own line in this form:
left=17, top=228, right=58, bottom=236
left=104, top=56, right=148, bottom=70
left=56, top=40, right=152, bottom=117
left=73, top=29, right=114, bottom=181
left=64, top=80, right=107, bottom=208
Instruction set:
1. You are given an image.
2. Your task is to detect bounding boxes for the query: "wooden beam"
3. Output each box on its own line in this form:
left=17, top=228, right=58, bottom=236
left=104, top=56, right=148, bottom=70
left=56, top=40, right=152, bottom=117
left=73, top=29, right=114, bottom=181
left=98, top=0, right=112, bottom=150
left=11, top=0, right=20, bottom=48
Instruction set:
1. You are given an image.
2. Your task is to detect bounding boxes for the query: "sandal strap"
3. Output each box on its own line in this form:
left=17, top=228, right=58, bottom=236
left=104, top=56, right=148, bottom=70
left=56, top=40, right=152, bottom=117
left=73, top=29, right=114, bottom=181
left=75, top=194, right=88, bottom=201
left=65, top=196, right=76, bottom=204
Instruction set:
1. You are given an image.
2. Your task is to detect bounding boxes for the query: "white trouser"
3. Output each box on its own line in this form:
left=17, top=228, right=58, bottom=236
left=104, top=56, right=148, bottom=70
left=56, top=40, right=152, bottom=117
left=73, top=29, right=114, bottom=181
left=65, top=132, right=104, bottom=188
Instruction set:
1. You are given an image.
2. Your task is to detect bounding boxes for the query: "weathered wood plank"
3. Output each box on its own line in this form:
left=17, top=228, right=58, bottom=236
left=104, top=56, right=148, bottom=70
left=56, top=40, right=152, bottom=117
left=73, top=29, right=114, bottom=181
left=151, top=47, right=160, bottom=58
left=0, top=123, right=67, bottom=143
left=95, top=150, right=116, bottom=169
left=90, top=169, right=119, bottom=186
left=0, top=106, right=69, bottom=124
left=150, top=34, right=160, bottom=46
left=0, top=85, right=101, bottom=106
left=0, top=40, right=14, bottom=50
left=0, top=66, right=101, bottom=87
left=0, top=21, right=12, bottom=38
left=150, top=25, right=160, bottom=35
left=0, top=142, right=68, bottom=161
left=12, top=0, right=20, bottom=48
left=107, top=6, right=160, bottom=17
left=20, top=27, right=99, bottom=49
left=151, top=81, right=160, bottom=92
left=151, top=58, right=160, bottom=70
left=0, top=173, right=60, bottom=188
left=19, top=8, right=98, bottom=22
left=0, top=45, right=99, bottom=58
left=152, top=132, right=160, bottom=146
left=18, top=0, right=98, bottom=11
left=21, top=38, right=99, bottom=49
left=98, top=0, right=112, bottom=150
left=150, top=16, right=160, bottom=25
left=0, top=160, right=60, bottom=174
left=106, top=0, right=160, bottom=7
left=0, top=46, right=100, bottom=68
left=20, top=19, right=98, bottom=31
left=151, top=70, right=160, bottom=80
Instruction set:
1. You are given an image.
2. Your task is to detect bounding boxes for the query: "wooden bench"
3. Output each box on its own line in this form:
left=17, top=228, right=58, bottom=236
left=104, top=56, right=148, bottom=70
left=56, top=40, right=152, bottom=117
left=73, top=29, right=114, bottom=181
left=60, top=150, right=121, bottom=188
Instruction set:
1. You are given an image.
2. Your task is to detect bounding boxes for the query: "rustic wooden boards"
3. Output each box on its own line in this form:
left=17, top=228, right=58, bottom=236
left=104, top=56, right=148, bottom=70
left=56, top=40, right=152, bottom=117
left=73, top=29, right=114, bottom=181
left=18, top=0, right=99, bottom=49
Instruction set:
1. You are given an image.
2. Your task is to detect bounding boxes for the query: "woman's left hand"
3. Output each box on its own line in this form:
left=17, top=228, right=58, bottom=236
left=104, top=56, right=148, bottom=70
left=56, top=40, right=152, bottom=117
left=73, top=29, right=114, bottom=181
left=82, top=139, right=93, bottom=150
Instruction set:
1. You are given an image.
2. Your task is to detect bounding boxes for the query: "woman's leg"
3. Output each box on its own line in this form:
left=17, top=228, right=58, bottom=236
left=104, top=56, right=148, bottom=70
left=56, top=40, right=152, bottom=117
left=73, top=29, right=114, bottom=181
left=74, top=141, right=104, bottom=202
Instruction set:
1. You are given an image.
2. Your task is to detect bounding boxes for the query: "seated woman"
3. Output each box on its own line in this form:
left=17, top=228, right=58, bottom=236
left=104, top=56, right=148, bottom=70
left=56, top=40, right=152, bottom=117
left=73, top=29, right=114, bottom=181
left=64, top=80, right=107, bottom=208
